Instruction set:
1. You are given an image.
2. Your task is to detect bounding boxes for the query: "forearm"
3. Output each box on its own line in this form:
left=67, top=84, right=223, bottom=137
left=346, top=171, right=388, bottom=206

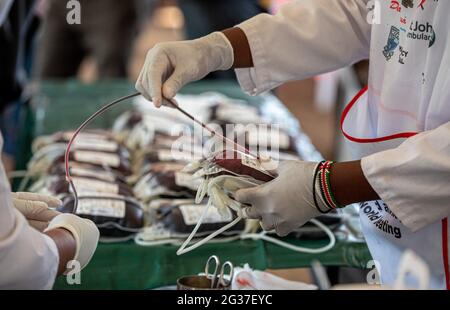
left=330, top=160, right=379, bottom=206
left=45, top=228, right=76, bottom=275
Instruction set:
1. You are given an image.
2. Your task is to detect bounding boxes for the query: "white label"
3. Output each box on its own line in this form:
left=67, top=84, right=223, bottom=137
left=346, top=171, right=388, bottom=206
left=154, top=136, right=176, bottom=148
left=247, top=130, right=290, bottom=149
left=141, top=115, right=176, bottom=135
left=216, top=105, right=261, bottom=123
left=76, top=199, right=126, bottom=218
left=145, top=185, right=166, bottom=197
left=157, top=149, right=175, bottom=162
left=74, top=151, right=120, bottom=168
left=70, top=167, right=116, bottom=182
left=175, top=172, right=202, bottom=190
left=63, top=132, right=109, bottom=141
left=72, top=177, right=119, bottom=194
left=179, top=205, right=233, bottom=226
left=241, top=155, right=268, bottom=174
left=157, top=149, right=194, bottom=163
left=74, top=139, right=118, bottom=152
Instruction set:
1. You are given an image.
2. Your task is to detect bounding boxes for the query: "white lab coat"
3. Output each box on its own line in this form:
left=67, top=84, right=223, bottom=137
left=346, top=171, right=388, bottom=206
left=235, top=0, right=450, bottom=289
left=0, top=134, right=59, bottom=289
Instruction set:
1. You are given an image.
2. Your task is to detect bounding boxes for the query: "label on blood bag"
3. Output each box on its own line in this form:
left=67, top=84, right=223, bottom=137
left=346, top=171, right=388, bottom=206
left=72, top=177, right=119, bottom=194
left=241, top=154, right=270, bottom=174
left=74, top=151, right=120, bottom=168
left=76, top=198, right=126, bottom=218
left=247, top=130, right=290, bottom=149
left=134, top=175, right=176, bottom=200
left=158, top=149, right=194, bottom=162
left=216, top=105, right=261, bottom=123
left=70, top=166, right=116, bottom=182
left=133, top=174, right=154, bottom=199
left=142, top=115, right=175, bottom=135
left=157, top=149, right=176, bottom=162
left=154, top=136, right=176, bottom=148
left=175, top=172, right=202, bottom=190
left=179, top=205, right=232, bottom=226
left=63, top=132, right=109, bottom=141
left=142, top=185, right=166, bottom=198
left=203, top=165, right=223, bottom=175
left=73, top=139, right=118, bottom=152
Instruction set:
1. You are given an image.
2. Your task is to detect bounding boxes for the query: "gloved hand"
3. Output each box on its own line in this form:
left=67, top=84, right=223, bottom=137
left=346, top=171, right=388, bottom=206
left=45, top=214, right=99, bottom=272
left=135, top=32, right=234, bottom=107
left=11, top=192, right=62, bottom=232
left=235, top=161, right=327, bottom=236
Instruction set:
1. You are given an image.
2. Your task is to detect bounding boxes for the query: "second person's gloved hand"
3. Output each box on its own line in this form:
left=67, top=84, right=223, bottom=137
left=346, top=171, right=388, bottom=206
left=45, top=214, right=99, bottom=273
left=235, top=161, right=328, bottom=236
left=12, top=192, right=62, bottom=232
left=135, top=32, right=234, bottom=107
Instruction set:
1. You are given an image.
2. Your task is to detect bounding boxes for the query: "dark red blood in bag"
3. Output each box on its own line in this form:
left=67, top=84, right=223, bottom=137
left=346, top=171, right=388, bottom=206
left=211, top=150, right=274, bottom=182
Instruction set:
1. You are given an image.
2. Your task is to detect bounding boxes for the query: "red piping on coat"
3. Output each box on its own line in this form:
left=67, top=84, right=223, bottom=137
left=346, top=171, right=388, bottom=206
left=442, top=219, right=450, bottom=289
left=340, top=86, right=417, bottom=143
left=341, top=86, right=450, bottom=289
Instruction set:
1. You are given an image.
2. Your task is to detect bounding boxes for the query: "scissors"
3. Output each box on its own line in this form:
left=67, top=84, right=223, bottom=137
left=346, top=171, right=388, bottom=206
left=204, top=255, right=234, bottom=289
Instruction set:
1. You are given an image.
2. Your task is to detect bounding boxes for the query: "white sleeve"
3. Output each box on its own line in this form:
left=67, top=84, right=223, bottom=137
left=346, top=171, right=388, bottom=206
left=0, top=142, right=59, bottom=289
left=235, top=0, right=372, bottom=95
left=361, top=122, right=450, bottom=232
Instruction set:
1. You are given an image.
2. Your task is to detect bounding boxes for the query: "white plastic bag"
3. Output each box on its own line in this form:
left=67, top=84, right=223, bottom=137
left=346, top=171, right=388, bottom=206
left=231, top=264, right=318, bottom=290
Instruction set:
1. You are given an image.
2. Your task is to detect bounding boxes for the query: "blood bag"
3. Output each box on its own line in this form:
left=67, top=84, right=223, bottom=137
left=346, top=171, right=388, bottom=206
left=58, top=194, right=144, bottom=237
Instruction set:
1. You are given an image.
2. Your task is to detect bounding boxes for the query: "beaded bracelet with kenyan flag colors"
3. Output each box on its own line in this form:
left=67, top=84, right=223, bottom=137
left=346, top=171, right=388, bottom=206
left=318, top=161, right=344, bottom=209
left=312, top=161, right=331, bottom=214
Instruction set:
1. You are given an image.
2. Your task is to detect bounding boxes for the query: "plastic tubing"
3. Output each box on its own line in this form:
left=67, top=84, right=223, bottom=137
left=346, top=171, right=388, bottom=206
left=64, top=92, right=141, bottom=213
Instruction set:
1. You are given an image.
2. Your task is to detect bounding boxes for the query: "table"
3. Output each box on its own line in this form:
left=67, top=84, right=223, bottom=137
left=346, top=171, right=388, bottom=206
left=54, top=238, right=371, bottom=290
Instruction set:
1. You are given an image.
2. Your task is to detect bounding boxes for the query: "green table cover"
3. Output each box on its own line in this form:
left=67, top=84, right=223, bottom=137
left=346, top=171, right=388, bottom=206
left=53, top=238, right=371, bottom=290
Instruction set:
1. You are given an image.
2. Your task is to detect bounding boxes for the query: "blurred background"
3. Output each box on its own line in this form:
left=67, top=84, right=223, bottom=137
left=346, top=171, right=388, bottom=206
left=1, top=0, right=368, bottom=170
left=0, top=0, right=369, bottom=286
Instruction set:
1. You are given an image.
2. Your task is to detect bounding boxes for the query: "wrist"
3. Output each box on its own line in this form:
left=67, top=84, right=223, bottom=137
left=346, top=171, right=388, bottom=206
left=222, top=27, right=253, bottom=68
left=45, top=228, right=76, bottom=275
left=312, top=161, right=344, bottom=213
left=200, top=32, right=234, bottom=71
left=329, top=160, right=380, bottom=206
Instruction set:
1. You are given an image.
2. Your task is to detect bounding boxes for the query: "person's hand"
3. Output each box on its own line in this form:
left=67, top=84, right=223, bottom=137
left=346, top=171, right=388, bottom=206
left=135, top=32, right=234, bottom=107
left=11, top=192, right=62, bottom=232
left=45, top=214, right=99, bottom=272
left=235, top=161, right=327, bottom=236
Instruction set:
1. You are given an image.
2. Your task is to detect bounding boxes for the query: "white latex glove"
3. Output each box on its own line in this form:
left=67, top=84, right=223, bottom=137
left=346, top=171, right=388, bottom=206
left=45, top=214, right=99, bottom=272
left=11, top=192, right=62, bottom=232
left=235, top=161, right=327, bottom=236
left=135, top=32, right=234, bottom=107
